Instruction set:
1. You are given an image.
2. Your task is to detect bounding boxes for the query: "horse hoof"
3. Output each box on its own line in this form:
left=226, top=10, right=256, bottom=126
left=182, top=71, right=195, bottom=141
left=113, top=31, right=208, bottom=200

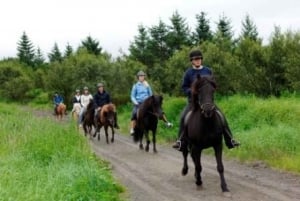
left=145, top=147, right=149, bottom=152
left=196, top=180, right=202, bottom=186
left=222, top=191, right=231, bottom=198
left=111, top=139, right=114, bottom=143
left=181, top=168, right=188, bottom=176
left=153, top=149, right=157, bottom=153
left=196, top=185, right=203, bottom=191
left=139, top=144, right=144, bottom=150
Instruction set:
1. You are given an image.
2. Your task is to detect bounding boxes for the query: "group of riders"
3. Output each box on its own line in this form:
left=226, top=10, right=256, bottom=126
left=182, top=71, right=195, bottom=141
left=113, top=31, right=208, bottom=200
left=53, top=49, right=240, bottom=151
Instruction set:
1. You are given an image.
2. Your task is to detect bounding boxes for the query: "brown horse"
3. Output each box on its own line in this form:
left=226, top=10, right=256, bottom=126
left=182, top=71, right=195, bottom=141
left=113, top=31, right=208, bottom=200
left=55, top=103, right=66, bottom=120
left=181, top=75, right=229, bottom=192
left=132, top=95, right=164, bottom=153
left=93, top=103, right=116, bottom=144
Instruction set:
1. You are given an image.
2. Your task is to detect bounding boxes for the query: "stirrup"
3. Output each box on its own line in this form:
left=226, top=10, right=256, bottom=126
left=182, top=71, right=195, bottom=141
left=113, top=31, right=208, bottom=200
left=172, top=140, right=181, bottom=150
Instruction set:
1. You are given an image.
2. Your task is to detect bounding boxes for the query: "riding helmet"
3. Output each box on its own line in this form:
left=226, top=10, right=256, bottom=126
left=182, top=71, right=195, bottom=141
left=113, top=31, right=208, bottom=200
left=83, top=86, right=88, bottom=90
left=137, top=70, right=146, bottom=77
left=75, top=89, right=80, bottom=93
left=189, top=50, right=203, bottom=61
left=97, top=83, right=104, bottom=88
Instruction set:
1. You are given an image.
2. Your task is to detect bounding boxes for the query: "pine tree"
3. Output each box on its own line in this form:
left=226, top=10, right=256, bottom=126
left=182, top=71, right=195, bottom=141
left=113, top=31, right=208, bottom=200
left=17, top=31, right=35, bottom=67
left=64, top=43, right=73, bottom=58
left=216, top=14, right=233, bottom=40
left=193, top=12, right=213, bottom=45
left=167, top=10, right=191, bottom=52
left=81, top=36, right=102, bottom=55
left=48, top=43, right=63, bottom=63
left=148, top=19, right=171, bottom=65
left=241, top=14, right=259, bottom=41
left=129, top=24, right=153, bottom=67
left=34, top=47, right=45, bottom=67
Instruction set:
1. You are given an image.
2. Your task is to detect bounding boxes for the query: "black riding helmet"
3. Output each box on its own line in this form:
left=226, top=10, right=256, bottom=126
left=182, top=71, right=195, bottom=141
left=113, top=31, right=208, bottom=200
left=189, top=50, right=203, bottom=61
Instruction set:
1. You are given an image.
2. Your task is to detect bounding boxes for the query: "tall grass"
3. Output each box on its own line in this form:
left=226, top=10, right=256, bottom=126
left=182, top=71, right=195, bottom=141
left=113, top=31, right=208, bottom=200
left=118, top=95, right=300, bottom=173
left=0, top=103, right=124, bottom=201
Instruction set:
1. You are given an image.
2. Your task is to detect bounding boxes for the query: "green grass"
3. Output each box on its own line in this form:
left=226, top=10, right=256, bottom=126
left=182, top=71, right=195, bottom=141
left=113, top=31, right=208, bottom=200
left=0, top=103, right=125, bottom=201
left=117, top=94, right=300, bottom=173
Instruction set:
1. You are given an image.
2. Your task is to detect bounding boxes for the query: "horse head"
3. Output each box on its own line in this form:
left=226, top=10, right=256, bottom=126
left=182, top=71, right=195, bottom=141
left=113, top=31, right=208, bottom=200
left=147, top=95, right=164, bottom=119
left=192, top=75, right=217, bottom=118
left=100, top=104, right=116, bottom=126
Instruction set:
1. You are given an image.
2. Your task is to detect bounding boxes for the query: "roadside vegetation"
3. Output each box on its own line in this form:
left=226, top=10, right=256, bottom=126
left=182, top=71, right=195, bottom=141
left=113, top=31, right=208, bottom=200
left=0, top=103, right=124, bottom=201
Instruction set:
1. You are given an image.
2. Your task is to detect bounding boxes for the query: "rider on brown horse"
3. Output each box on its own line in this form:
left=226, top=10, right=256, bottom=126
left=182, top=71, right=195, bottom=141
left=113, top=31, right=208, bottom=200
left=53, top=92, right=66, bottom=115
left=93, top=83, right=120, bottom=129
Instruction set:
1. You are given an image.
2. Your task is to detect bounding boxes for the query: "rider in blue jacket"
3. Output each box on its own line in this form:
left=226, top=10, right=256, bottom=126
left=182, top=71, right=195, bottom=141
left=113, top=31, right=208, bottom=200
left=172, top=50, right=240, bottom=151
left=53, top=92, right=64, bottom=115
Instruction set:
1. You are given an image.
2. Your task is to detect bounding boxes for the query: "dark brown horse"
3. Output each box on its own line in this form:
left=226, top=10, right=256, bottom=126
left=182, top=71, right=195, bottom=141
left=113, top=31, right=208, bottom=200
left=132, top=95, right=164, bottom=153
left=55, top=103, right=66, bottom=121
left=181, top=75, right=229, bottom=192
left=93, top=103, right=116, bottom=143
left=83, top=100, right=95, bottom=137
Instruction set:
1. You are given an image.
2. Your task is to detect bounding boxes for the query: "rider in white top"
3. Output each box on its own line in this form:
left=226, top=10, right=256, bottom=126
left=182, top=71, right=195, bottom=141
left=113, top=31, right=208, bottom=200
left=79, top=86, right=93, bottom=126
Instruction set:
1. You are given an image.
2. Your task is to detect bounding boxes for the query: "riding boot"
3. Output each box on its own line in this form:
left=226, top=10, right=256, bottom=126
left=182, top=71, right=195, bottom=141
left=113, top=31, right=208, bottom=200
left=130, top=120, right=136, bottom=135
left=215, top=107, right=240, bottom=149
left=114, top=112, right=120, bottom=129
left=172, top=104, right=190, bottom=151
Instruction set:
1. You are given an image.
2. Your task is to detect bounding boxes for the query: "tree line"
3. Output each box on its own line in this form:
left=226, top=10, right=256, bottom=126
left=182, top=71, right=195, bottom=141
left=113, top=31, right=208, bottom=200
left=0, top=11, right=299, bottom=106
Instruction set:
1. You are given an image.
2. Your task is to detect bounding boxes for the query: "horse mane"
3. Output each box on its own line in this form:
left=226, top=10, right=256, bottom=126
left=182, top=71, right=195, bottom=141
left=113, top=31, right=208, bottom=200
left=138, top=95, right=162, bottom=120
left=191, top=75, right=216, bottom=109
left=100, top=103, right=116, bottom=123
left=86, top=99, right=94, bottom=111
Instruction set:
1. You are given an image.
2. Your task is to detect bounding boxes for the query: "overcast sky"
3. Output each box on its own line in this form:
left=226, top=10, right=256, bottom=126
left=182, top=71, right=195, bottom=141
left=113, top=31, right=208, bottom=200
left=1, top=0, right=300, bottom=59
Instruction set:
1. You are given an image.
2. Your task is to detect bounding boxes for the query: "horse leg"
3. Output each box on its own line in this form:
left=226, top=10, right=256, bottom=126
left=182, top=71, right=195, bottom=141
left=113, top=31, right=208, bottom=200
left=181, top=146, right=189, bottom=176
left=145, top=131, right=150, bottom=152
left=139, top=131, right=144, bottom=150
left=214, top=145, right=229, bottom=192
left=152, top=130, right=157, bottom=153
left=105, top=126, right=109, bottom=144
left=191, top=148, right=202, bottom=186
left=111, top=126, right=114, bottom=143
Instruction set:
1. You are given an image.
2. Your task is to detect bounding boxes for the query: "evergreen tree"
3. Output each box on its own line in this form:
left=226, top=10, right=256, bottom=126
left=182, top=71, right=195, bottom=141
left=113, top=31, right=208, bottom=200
left=148, top=19, right=171, bottom=65
left=81, top=36, right=102, bottom=55
left=241, top=14, right=259, bottom=41
left=48, top=43, right=63, bottom=63
left=193, top=12, right=213, bottom=44
left=64, top=43, right=73, bottom=58
left=129, top=24, right=153, bottom=67
left=167, top=10, right=191, bottom=52
left=17, top=31, right=35, bottom=67
left=215, top=14, right=233, bottom=40
left=34, top=47, right=45, bottom=67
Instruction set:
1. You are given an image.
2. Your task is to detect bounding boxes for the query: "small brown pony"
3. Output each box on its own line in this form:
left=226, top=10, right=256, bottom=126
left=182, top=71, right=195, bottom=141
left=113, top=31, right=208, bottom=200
left=93, top=103, right=116, bottom=144
left=55, top=103, right=66, bottom=120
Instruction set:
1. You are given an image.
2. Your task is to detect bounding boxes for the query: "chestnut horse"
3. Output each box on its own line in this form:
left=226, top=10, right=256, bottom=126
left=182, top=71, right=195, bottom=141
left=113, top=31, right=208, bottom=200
left=55, top=103, right=66, bottom=120
left=181, top=75, right=229, bottom=192
left=93, top=103, right=116, bottom=144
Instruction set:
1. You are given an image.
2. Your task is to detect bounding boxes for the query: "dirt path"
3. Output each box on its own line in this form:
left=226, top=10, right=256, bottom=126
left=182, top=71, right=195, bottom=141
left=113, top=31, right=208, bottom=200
left=28, top=109, right=300, bottom=201
left=88, top=133, right=300, bottom=201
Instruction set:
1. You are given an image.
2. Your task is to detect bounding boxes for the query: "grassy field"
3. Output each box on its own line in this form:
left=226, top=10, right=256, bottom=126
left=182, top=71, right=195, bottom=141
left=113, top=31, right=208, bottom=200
left=117, top=94, right=300, bottom=174
left=0, top=103, right=124, bottom=201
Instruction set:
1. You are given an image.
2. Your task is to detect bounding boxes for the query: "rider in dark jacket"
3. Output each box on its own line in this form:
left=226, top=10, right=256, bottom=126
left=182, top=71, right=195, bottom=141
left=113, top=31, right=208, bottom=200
left=93, top=83, right=119, bottom=129
left=172, top=50, right=240, bottom=151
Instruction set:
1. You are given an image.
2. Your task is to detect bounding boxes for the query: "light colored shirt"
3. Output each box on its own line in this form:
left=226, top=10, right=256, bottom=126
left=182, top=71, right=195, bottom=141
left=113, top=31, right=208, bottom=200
left=80, top=94, right=93, bottom=108
left=131, top=81, right=153, bottom=105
